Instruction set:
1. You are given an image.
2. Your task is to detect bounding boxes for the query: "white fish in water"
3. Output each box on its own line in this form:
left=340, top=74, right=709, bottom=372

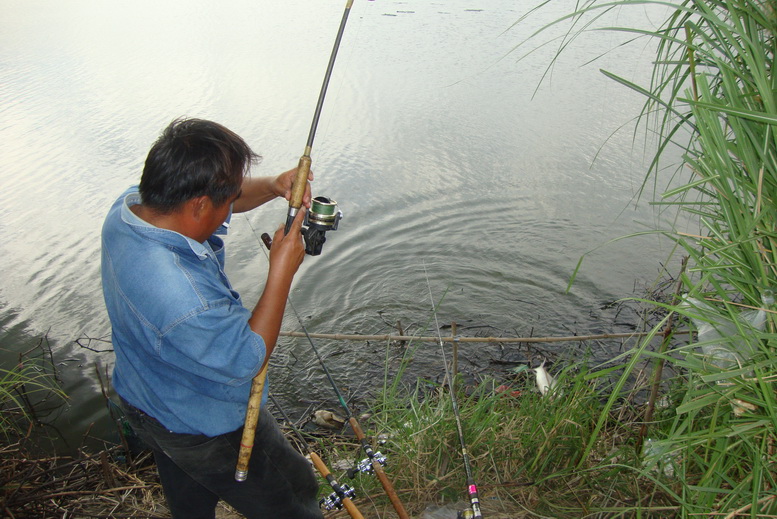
left=534, top=361, right=556, bottom=396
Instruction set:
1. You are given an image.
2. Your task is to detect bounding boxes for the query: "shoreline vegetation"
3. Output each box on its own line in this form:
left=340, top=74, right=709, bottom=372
left=2, top=0, right=775, bottom=517
left=2, top=312, right=683, bottom=518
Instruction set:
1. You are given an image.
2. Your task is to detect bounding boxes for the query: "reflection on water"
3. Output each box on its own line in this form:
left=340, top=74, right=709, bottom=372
left=0, top=0, right=676, bottom=446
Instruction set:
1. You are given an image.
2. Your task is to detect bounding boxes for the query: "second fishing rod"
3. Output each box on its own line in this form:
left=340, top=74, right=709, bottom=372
left=424, top=267, right=483, bottom=519
left=268, top=393, right=364, bottom=519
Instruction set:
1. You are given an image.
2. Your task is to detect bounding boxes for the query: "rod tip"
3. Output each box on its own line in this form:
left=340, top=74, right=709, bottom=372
left=234, top=470, right=248, bottom=482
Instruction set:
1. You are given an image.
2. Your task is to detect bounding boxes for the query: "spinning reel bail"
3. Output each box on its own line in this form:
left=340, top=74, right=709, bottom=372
left=347, top=451, right=387, bottom=478
left=303, top=196, right=343, bottom=256
left=320, top=483, right=356, bottom=511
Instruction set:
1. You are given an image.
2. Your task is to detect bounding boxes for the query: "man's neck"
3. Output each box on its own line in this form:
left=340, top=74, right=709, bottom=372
left=131, top=204, right=188, bottom=236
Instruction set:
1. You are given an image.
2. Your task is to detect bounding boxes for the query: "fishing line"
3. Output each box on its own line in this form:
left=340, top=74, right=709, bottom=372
left=283, top=0, right=354, bottom=236
left=423, top=262, right=483, bottom=519
left=242, top=217, right=410, bottom=519
left=313, top=0, right=366, bottom=155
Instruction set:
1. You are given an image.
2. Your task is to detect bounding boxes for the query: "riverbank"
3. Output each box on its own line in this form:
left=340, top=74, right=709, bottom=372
left=1, top=354, right=675, bottom=519
left=1, top=293, right=685, bottom=518
left=0, top=435, right=527, bottom=518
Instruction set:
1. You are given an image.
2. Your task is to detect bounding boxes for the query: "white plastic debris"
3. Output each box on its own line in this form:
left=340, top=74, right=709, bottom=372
left=682, top=290, right=774, bottom=370
left=642, top=438, right=676, bottom=478
left=682, top=290, right=773, bottom=416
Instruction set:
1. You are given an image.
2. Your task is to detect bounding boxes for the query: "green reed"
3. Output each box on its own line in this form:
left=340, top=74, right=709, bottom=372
left=335, top=349, right=677, bottom=517
left=529, top=0, right=777, bottom=516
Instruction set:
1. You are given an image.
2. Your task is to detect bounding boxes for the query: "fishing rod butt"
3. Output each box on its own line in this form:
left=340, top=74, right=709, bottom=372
left=260, top=232, right=273, bottom=250
left=235, top=366, right=268, bottom=482
left=343, top=498, right=364, bottom=519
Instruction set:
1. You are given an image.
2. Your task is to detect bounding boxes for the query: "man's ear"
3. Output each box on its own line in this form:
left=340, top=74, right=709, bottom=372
left=188, top=196, right=210, bottom=220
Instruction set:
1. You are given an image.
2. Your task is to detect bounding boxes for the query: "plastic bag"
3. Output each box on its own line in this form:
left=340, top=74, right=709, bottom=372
left=683, top=291, right=773, bottom=370
left=642, top=438, right=676, bottom=478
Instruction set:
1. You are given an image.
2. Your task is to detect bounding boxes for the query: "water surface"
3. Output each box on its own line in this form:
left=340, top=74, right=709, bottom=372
left=0, top=0, right=677, bottom=445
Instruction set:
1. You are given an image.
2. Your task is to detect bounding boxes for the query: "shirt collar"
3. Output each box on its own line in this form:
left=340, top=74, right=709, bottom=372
left=120, top=190, right=214, bottom=260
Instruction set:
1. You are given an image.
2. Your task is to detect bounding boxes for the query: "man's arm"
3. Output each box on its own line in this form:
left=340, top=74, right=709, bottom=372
left=233, top=167, right=313, bottom=214
left=247, top=208, right=307, bottom=371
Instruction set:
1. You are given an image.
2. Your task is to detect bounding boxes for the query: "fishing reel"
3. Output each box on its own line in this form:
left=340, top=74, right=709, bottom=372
left=303, top=196, right=342, bottom=256
left=319, top=483, right=356, bottom=511
left=347, top=451, right=387, bottom=477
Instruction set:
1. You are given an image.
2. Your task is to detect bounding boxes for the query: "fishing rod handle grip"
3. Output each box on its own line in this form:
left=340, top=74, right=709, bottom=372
left=235, top=365, right=268, bottom=481
left=309, top=451, right=330, bottom=477
left=289, top=154, right=312, bottom=211
left=348, top=417, right=410, bottom=519
left=373, top=459, right=410, bottom=519
left=348, top=416, right=365, bottom=439
left=310, top=452, right=366, bottom=519
left=343, top=497, right=365, bottom=519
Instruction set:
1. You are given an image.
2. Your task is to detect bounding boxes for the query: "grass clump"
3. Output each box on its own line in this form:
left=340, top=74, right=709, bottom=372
left=0, top=338, right=65, bottom=440
left=339, top=359, right=677, bottom=518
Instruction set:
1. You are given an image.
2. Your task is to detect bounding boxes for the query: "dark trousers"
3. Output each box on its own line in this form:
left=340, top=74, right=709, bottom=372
left=120, top=399, right=323, bottom=519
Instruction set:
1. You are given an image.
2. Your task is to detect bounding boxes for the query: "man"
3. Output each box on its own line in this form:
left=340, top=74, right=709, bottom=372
left=101, top=118, right=323, bottom=518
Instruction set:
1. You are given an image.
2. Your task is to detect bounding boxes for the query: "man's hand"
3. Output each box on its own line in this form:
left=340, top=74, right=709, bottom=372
left=273, top=167, right=314, bottom=209
left=268, top=207, right=306, bottom=278
left=232, top=167, right=314, bottom=214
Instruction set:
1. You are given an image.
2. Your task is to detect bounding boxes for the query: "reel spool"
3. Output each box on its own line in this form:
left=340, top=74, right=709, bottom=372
left=303, top=196, right=343, bottom=256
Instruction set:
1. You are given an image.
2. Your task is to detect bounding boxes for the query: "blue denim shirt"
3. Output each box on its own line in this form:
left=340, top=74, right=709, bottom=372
left=101, top=187, right=266, bottom=436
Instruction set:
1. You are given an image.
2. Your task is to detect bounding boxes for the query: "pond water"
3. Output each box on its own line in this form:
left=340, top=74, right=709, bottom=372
left=1, top=0, right=679, bottom=448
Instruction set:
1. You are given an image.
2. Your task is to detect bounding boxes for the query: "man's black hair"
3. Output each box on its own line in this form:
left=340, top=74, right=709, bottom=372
left=139, top=118, right=260, bottom=212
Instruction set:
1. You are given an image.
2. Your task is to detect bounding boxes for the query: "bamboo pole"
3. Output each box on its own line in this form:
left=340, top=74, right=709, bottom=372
left=235, top=366, right=267, bottom=481
left=278, top=330, right=688, bottom=344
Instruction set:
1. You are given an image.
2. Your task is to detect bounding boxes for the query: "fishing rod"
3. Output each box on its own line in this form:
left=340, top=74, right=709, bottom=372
left=284, top=0, right=352, bottom=246
left=268, top=393, right=364, bottom=519
left=236, top=0, right=352, bottom=483
left=424, top=266, right=483, bottom=519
